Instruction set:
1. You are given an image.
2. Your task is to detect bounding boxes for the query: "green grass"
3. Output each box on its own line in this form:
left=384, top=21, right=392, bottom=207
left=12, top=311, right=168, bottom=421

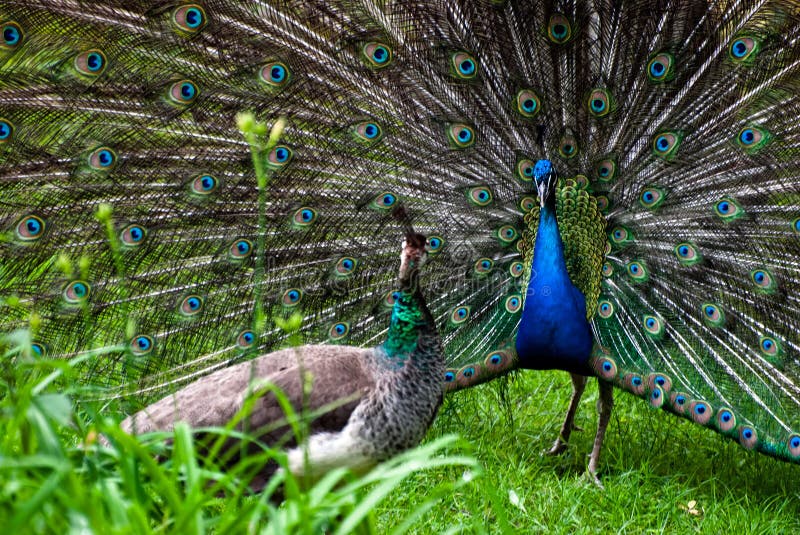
left=377, top=371, right=800, bottom=533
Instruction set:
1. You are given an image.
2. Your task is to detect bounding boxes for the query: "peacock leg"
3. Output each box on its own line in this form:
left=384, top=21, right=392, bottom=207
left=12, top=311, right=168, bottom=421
left=587, top=379, right=614, bottom=488
left=547, top=373, right=588, bottom=455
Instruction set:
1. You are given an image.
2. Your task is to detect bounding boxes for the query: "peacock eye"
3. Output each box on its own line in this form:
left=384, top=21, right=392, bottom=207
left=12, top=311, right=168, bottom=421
left=362, top=42, right=393, bottom=68
left=1, top=21, right=24, bottom=50
left=334, top=256, right=358, bottom=276
left=674, top=242, right=701, bottom=266
left=593, top=356, right=617, bottom=380
left=701, top=303, right=725, bottom=327
left=515, top=89, right=541, bottom=118
left=642, top=315, right=664, bottom=337
left=714, top=196, right=743, bottom=222
left=646, top=53, right=674, bottom=82
left=736, top=126, right=770, bottom=152
left=640, top=187, right=665, bottom=209
left=595, top=158, right=617, bottom=182
left=15, top=215, right=46, bottom=241
left=447, top=123, right=475, bottom=148
left=496, top=225, right=518, bottom=244
left=509, top=261, right=524, bottom=277
left=558, top=134, right=578, bottom=159
left=172, top=4, right=207, bottom=33
left=587, top=88, right=612, bottom=117
left=759, top=336, right=780, bottom=356
left=626, top=260, right=649, bottom=282
left=120, top=224, right=146, bottom=247
left=31, top=342, right=47, bottom=357
left=267, top=145, right=293, bottom=168
left=259, top=61, right=291, bottom=87
left=130, top=335, right=155, bottom=355
left=451, top=51, right=478, bottom=79
left=74, top=49, right=107, bottom=76
left=450, top=305, right=471, bottom=325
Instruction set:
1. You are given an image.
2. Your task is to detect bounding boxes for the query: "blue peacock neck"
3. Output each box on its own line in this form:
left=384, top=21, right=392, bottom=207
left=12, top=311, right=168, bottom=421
left=515, top=161, right=593, bottom=375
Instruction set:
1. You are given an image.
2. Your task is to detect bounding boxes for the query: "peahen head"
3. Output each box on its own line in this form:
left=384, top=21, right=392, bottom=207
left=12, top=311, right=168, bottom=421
left=399, top=233, right=427, bottom=286
left=534, top=159, right=558, bottom=207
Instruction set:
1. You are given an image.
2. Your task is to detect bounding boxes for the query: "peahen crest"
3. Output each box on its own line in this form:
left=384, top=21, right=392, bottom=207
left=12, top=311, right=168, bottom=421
left=1, top=0, right=799, bottom=466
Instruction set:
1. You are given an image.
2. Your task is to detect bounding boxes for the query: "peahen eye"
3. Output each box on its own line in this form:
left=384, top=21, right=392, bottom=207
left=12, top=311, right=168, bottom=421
left=169, top=80, right=199, bottom=105
left=646, top=53, right=674, bottom=82
left=15, top=215, right=45, bottom=241
left=74, top=49, right=107, bottom=76
left=190, top=174, right=220, bottom=195
left=120, top=224, right=146, bottom=247
left=229, top=238, right=253, bottom=259
left=63, top=280, right=91, bottom=304
left=2, top=21, right=23, bottom=49
left=447, top=124, right=475, bottom=148
left=547, top=14, right=572, bottom=44
left=515, top=89, right=541, bottom=118
left=173, top=5, right=207, bottom=33
left=259, top=61, right=291, bottom=87
left=451, top=52, right=478, bottom=79
left=362, top=42, right=393, bottom=68
left=130, top=335, right=154, bottom=355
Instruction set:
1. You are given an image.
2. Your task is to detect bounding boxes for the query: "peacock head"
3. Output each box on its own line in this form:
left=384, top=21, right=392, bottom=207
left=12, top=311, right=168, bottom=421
left=534, top=159, right=558, bottom=207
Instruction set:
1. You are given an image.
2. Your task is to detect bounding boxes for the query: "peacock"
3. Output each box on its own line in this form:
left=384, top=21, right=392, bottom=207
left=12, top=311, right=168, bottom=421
left=120, top=232, right=444, bottom=490
left=1, top=0, right=799, bottom=485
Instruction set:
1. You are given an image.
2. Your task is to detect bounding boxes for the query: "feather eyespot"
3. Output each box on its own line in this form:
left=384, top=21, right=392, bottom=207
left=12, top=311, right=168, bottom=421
left=426, top=235, right=444, bottom=254
left=267, top=145, right=293, bottom=168
left=236, top=329, right=255, bottom=349
left=759, top=336, right=780, bottom=357
left=504, top=294, right=522, bottom=313
left=647, top=53, right=674, bottom=82
left=190, top=174, right=220, bottom=196
left=515, top=89, right=541, bottom=118
left=120, top=224, right=146, bottom=247
left=738, top=426, right=758, bottom=450
left=328, top=321, right=350, bottom=341
left=130, top=335, right=154, bottom=356
left=750, top=268, right=775, bottom=293
left=714, top=197, right=744, bottom=222
left=647, top=373, right=672, bottom=394
left=63, top=280, right=90, bottom=304
left=172, top=5, right=207, bottom=34
left=626, top=260, right=648, bottom=282
left=496, top=225, right=518, bottom=244
left=509, top=261, right=524, bottom=278
left=592, top=356, right=617, bottom=380
left=456, top=365, right=480, bottom=387
left=31, top=342, right=47, bottom=357
left=595, top=196, right=610, bottom=213
left=351, top=121, right=383, bottom=143
left=674, top=242, right=701, bottom=266
left=444, top=370, right=456, bottom=383
left=15, top=215, right=45, bottom=241
left=334, top=257, right=358, bottom=276
left=640, top=187, right=665, bottom=209
left=447, top=124, right=475, bottom=148
left=88, top=147, right=117, bottom=170
left=597, top=299, right=614, bottom=319
left=519, top=196, right=536, bottom=212
left=689, top=400, right=713, bottom=425
left=547, top=14, right=572, bottom=44
left=670, top=392, right=689, bottom=415
left=383, top=290, right=398, bottom=310
left=558, top=134, right=578, bottom=159
left=788, top=435, right=800, bottom=459
left=736, top=126, right=770, bottom=153
left=793, top=218, right=800, bottom=235
left=73, top=49, right=107, bottom=77
left=362, top=42, right=393, bottom=68
left=715, top=408, right=736, bottom=432
left=168, top=80, right=199, bottom=106
left=516, top=159, right=535, bottom=182
left=179, top=294, right=204, bottom=317
left=624, top=373, right=645, bottom=396
left=259, top=61, right=291, bottom=87
left=484, top=350, right=512, bottom=371
left=451, top=52, right=478, bottom=79
left=649, top=387, right=664, bottom=408
left=474, top=257, right=494, bottom=275
left=601, top=263, right=613, bottom=277
left=228, top=238, right=253, bottom=260
left=371, top=191, right=398, bottom=211
left=643, top=315, right=664, bottom=338
left=292, top=207, right=317, bottom=227
left=594, top=158, right=617, bottom=182
left=1, top=21, right=23, bottom=50
left=0, top=118, right=13, bottom=143
left=449, top=305, right=471, bottom=326
left=282, top=288, right=303, bottom=306
left=467, top=186, right=493, bottom=207
left=729, top=36, right=758, bottom=62
left=587, top=89, right=612, bottom=117
left=652, top=132, right=681, bottom=159
left=609, top=226, right=633, bottom=247
left=701, top=303, right=725, bottom=327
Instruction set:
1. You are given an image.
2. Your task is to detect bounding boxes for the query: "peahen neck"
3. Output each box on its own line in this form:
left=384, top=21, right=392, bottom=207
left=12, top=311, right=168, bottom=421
left=515, top=197, right=593, bottom=375
left=381, top=267, right=438, bottom=367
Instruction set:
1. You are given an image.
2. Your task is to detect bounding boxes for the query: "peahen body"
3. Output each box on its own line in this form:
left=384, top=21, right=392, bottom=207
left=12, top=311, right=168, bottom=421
left=1, top=0, right=799, bottom=482
left=121, top=233, right=443, bottom=488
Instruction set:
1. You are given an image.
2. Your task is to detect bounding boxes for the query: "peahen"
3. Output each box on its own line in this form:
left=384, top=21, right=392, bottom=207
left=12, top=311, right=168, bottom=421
left=1, top=0, right=799, bottom=483
left=120, top=232, right=444, bottom=489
